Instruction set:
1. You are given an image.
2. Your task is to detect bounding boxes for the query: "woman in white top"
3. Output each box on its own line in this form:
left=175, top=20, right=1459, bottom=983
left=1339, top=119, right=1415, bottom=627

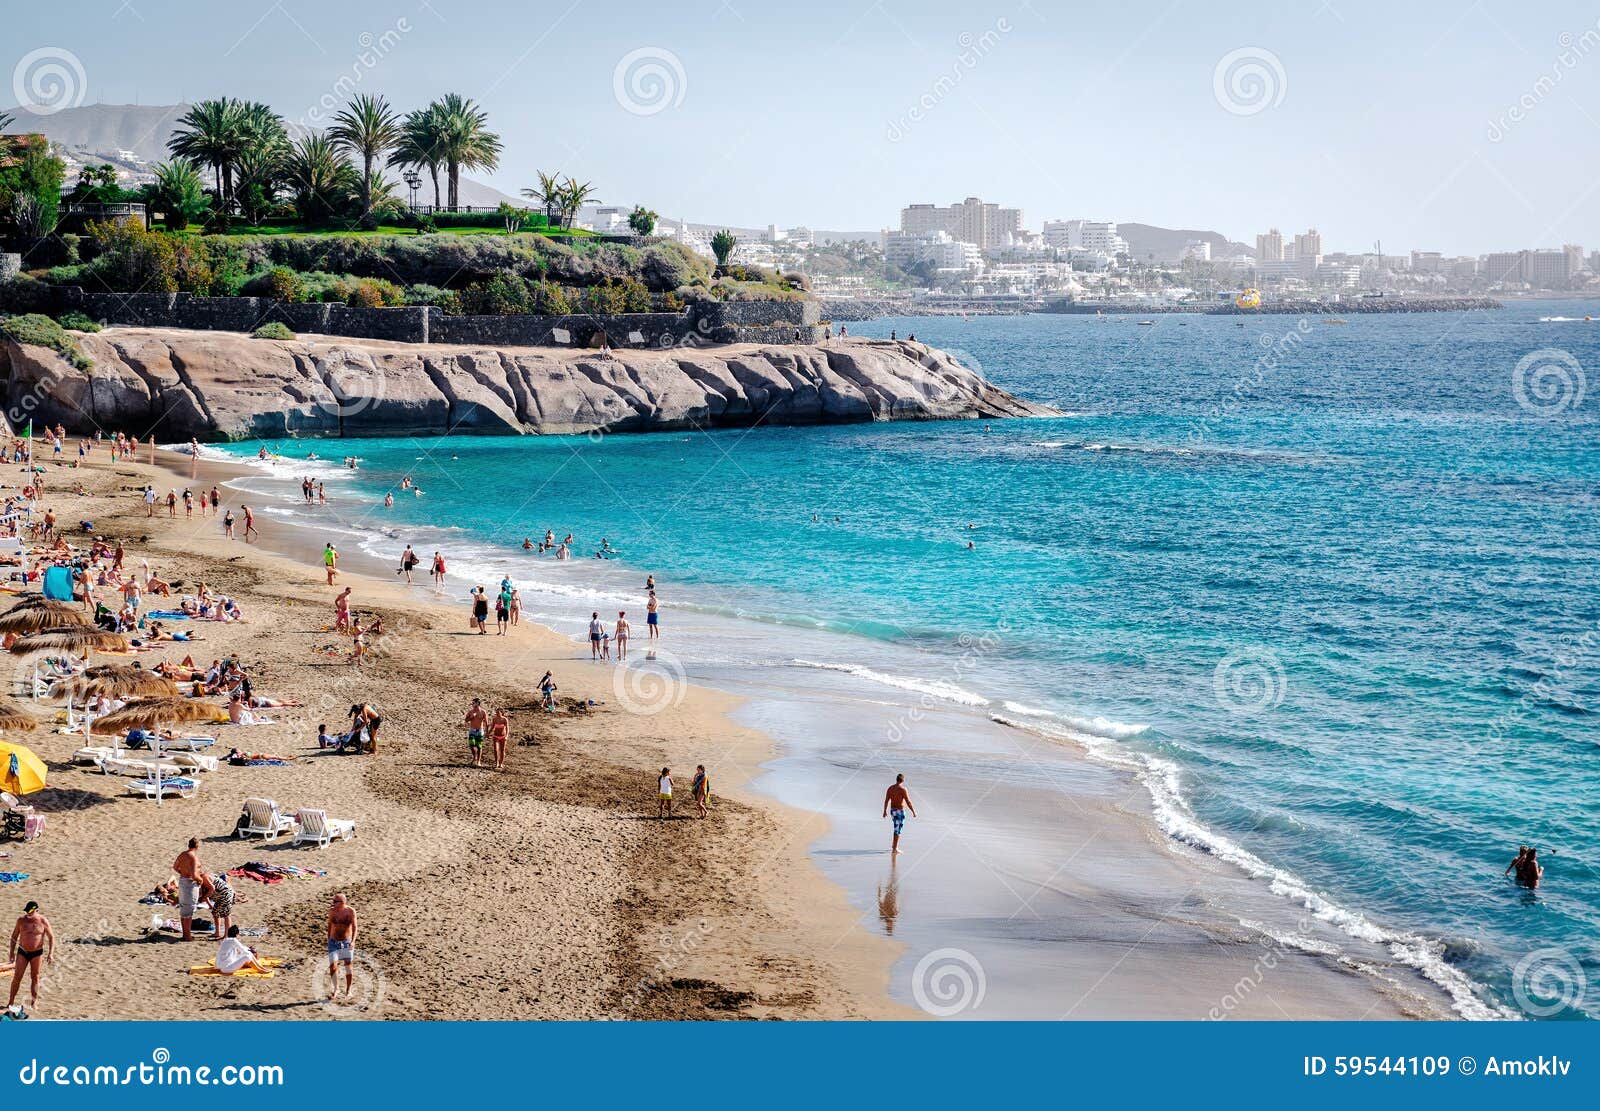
left=657, top=767, right=673, bottom=819
left=214, top=926, right=270, bottom=976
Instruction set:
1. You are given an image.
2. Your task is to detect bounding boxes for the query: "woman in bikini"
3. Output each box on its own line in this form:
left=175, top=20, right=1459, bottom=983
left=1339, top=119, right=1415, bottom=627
left=489, top=708, right=510, bottom=772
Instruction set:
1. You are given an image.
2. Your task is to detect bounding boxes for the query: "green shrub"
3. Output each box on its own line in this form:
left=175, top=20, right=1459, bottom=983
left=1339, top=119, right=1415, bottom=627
left=459, top=272, right=530, bottom=315
left=346, top=277, right=405, bottom=308
left=0, top=313, right=92, bottom=370
left=83, top=218, right=179, bottom=294
left=403, top=284, right=461, bottom=314
left=251, top=321, right=296, bottom=340
left=531, top=281, right=573, bottom=315
left=242, top=266, right=305, bottom=303
left=0, top=277, right=56, bottom=317
left=57, top=311, right=101, bottom=332
left=43, top=264, right=90, bottom=285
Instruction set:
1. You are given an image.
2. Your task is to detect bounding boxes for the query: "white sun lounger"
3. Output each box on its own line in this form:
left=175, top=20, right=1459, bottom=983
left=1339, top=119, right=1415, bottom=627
left=160, top=735, right=217, bottom=752
left=126, top=777, right=199, bottom=800
left=101, top=755, right=184, bottom=779
left=237, top=797, right=295, bottom=840
left=292, top=808, right=356, bottom=848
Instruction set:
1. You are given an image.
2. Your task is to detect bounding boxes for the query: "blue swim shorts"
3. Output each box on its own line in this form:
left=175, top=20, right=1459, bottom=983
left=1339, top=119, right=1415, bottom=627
left=890, top=809, right=906, bottom=835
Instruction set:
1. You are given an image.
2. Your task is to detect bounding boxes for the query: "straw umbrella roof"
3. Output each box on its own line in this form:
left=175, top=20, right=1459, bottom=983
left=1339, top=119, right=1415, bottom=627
left=93, top=697, right=228, bottom=734
left=0, top=605, right=89, bottom=636
left=5, top=597, right=81, bottom=613
left=50, top=666, right=178, bottom=703
left=7, top=628, right=130, bottom=656
left=0, top=697, right=41, bottom=732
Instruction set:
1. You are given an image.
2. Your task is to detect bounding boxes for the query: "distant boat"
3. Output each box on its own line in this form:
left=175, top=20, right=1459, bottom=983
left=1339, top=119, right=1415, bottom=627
left=1135, top=320, right=1155, bottom=326
left=1321, top=318, right=1349, bottom=324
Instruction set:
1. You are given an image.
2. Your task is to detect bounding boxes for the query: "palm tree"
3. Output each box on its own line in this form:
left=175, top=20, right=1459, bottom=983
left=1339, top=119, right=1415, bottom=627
left=388, top=105, right=446, bottom=209
left=168, top=98, right=246, bottom=207
left=430, top=93, right=502, bottom=210
left=628, top=205, right=658, bottom=236
left=233, top=139, right=287, bottom=225
left=329, top=93, right=401, bottom=225
left=0, top=109, right=13, bottom=133
left=558, top=178, right=596, bottom=228
left=149, top=159, right=212, bottom=230
left=711, top=229, right=737, bottom=269
left=520, top=171, right=564, bottom=225
left=285, top=134, right=357, bottom=225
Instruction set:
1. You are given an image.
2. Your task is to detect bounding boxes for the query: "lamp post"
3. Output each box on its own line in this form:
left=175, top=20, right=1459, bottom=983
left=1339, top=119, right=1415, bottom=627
left=403, top=170, right=422, bottom=213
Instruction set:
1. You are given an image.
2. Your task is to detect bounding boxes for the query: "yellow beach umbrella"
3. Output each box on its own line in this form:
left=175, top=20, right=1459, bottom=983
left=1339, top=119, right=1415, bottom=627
left=0, top=739, right=47, bottom=796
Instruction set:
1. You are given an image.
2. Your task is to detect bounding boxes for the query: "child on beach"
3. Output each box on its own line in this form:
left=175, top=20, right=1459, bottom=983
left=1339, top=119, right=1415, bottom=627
left=657, top=768, right=673, bottom=818
left=692, top=764, right=711, bottom=819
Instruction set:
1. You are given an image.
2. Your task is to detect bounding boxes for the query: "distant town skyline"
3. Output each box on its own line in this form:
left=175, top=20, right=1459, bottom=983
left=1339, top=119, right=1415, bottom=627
left=5, top=1, right=1600, bottom=254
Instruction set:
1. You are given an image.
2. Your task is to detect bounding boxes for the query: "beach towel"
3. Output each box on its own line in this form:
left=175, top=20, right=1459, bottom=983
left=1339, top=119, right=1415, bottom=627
left=0, top=873, right=28, bottom=883
left=187, top=956, right=282, bottom=979
left=41, top=565, right=74, bottom=601
left=147, top=611, right=192, bottom=620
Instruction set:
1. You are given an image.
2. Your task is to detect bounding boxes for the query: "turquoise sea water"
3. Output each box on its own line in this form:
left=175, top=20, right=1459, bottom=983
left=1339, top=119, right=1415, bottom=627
left=216, top=300, right=1599, bottom=1018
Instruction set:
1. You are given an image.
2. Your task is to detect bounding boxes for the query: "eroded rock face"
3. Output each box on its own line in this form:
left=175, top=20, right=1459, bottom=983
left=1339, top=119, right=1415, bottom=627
left=0, top=326, right=1055, bottom=440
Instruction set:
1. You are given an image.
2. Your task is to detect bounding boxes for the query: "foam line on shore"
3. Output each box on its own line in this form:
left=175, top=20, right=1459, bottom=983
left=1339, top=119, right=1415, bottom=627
left=990, top=711, right=1513, bottom=1020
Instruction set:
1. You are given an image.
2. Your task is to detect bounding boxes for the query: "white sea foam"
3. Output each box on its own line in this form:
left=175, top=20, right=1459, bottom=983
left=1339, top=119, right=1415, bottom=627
left=991, top=711, right=1514, bottom=1020
left=999, top=700, right=1148, bottom=739
left=789, top=659, right=990, bottom=707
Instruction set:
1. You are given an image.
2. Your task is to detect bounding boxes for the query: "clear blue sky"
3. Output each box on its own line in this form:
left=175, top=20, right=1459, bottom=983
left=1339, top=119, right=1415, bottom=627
left=6, top=0, right=1599, bottom=254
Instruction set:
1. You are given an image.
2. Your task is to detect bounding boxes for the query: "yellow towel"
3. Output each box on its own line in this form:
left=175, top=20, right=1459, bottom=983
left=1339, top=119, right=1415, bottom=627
left=187, top=956, right=282, bottom=978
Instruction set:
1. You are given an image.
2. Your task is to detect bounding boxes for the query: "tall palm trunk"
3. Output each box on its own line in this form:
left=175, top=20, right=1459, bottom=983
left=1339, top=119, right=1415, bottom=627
left=361, top=152, right=374, bottom=215
left=429, top=165, right=441, bottom=208
left=447, top=160, right=460, bottom=210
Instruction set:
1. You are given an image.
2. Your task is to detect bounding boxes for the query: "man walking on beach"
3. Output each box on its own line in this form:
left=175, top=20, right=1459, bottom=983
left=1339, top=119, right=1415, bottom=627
left=324, top=543, right=339, bottom=585
left=174, top=837, right=203, bottom=940
left=464, top=698, right=487, bottom=768
left=325, top=893, right=358, bottom=1000
left=242, top=504, right=257, bottom=542
left=7, top=901, right=53, bottom=1014
left=882, top=774, right=916, bottom=855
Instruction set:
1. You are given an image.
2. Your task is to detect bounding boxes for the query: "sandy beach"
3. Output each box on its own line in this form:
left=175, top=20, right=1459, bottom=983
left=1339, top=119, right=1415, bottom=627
left=2, top=447, right=903, bottom=1020
left=0, top=441, right=1457, bottom=1021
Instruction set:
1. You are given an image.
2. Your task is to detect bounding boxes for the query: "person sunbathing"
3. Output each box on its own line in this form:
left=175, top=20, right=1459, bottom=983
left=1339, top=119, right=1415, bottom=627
left=213, top=926, right=270, bottom=976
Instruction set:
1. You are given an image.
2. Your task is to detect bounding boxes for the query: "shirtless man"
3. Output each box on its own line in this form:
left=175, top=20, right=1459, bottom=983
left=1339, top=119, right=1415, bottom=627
left=174, top=837, right=203, bottom=940
left=646, top=591, right=660, bottom=640
left=325, top=893, right=358, bottom=999
left=1509, top=846, right=1545, bottom=889
left=464, top=698, right=487, bottom=768
left=882, top=774, right=917, bottom=855
left=7, top=901, right=53, bottom=1013
left=241, top=504, right=258, bottom=542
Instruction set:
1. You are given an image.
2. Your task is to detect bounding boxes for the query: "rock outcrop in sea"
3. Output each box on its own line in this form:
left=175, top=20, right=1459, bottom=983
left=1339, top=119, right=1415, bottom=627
left=0, top=326, right=1055, bottom=440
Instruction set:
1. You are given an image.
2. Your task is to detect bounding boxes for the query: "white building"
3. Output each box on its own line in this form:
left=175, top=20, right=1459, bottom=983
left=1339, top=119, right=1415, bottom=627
left=1042, top=219, right=1127, bottom=256
left=884, top=230, right=982, bottom=273
left=1180, top=240, right=1211, bottom=262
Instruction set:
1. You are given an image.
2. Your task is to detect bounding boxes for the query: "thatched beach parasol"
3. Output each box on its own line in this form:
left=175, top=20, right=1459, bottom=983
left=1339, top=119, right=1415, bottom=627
left=5, top=597, right=82, bottom=613
left=92, top=697, right=227, bottom=807
left=0, top=604, right=88, bottom=636
left=0, top=698, right=41, bottom=732
left=51, top=666, right=178, bottom=704
left=7, top=628, right=130, bottom=656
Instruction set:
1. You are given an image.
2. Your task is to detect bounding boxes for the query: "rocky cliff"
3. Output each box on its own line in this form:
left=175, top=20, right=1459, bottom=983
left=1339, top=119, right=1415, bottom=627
left=0, top=327, right=1054, bottom=440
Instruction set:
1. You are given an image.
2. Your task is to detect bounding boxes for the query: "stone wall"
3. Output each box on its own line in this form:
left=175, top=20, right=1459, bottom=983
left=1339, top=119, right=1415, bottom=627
left=27, top=285, right=824, bottom=348
left=0, top=254, right=20, bottom=281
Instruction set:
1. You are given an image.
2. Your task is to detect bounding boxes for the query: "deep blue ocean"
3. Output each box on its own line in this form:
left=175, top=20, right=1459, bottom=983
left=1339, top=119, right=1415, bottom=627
left=216, top=300, right=1599, bottom=1018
